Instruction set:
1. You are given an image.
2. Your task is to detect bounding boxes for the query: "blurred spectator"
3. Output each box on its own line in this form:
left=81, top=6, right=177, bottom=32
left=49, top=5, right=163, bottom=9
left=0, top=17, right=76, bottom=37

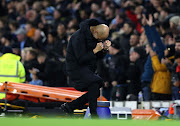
left=46, top=30, right=59, bottom=57
left=53, top=9, right=62, bottom=29
left=139, top=32, right=148, bottom=46
left=21, top=47, right=30, bottom=65
left=141, top=14, right=166, bottom=101
left=25, top=10, right=39, bottom=25
left=109, top=13, right=126, bottom=32
left=91, top=2, right=100, bottom=13
left=129, top=33, right=140, bottom=53
left=32, top=29, right=47, bottom=50
left=104, top=6, right=115, bottom=25
left=159, top=7, right=170, bottom=22
left=0, top=46, right=25, bottom=83
left=108, top=41, right=129, bottom=101
left=163, top=32, right=175, bottom=46
left=15, top=28, right=35, bottom=50
left=169, top=16, right=180, bottom=36
left=175, top=36, right=180, bottom=52
left=126, top=46, right=146, bottom=101
left=1, top=33, right=12, bottom=47
left=15, top=2, right=26, bottom=25
left=169, top=37, right=180, bottom=100
left=150, top=49, right=172, bottom=100
left=23, top=48, right=38, bottom=82
left=25, top=22, right=36, bottom=39
left=56, top=23, right=67, bottom=57
left=32, top=1, right=43, bottom=13
left=29, top=68, right=43, bottom=86
left=30, top=52, right=67, bottom=87
left=112, top=21, right=134, bottom=57
left=124, top=0, right=143, bottom=33
left=8, top=20, right=19, bottom=36
left=12, top=42, right=20, bottom=55
left=167, top=0, right=180, bottom=13
left=171, top=52, right=180, bottom=100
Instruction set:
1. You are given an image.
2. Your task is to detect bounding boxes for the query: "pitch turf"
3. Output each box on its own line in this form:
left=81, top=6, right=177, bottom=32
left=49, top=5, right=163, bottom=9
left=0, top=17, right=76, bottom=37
left=0, top=118, right=180, bottom=126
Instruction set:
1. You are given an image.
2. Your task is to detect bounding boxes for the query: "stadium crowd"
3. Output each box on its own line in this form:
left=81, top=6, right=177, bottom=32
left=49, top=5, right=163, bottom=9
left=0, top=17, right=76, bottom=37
left=0, top=0, right=180, bottom=101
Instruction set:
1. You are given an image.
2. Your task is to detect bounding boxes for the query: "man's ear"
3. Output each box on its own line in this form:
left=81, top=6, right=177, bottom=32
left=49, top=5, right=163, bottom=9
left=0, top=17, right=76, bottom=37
left=93, top=30, right=99, bottom=39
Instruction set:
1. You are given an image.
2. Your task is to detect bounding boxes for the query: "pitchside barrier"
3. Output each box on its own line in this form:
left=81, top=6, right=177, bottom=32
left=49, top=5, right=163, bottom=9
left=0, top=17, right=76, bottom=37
left=110, top=101, right=180, bottom=120
left=110, top=101, right=175, bottom=110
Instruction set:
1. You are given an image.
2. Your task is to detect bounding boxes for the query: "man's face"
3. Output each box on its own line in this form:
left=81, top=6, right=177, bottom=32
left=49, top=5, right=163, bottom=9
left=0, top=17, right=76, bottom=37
left=37, top=56, right=45, bottom=64
left=26, top=51, right=34, bottom=61
left=57, top=24, right=65, bottom=36
left=25, top=24, right=31, bottom=32
left=17, top=34, right=25, bottom=42
left=48, top=34, right=55, bottom=44
left=130, top=51, right=140, bottom=62
left=175, top=42, right=180, bottom=51
left=123, top=23, right=132, bottom=34
left=130, top=35, right=139, bottom=46
left=160, top=10, right=167, bottom=18
left=53, top=10, right=60, bottom=20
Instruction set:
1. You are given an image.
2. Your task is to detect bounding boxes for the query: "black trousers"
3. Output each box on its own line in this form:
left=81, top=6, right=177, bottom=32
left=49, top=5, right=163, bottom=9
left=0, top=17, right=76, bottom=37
left=68, top=83, right=101, bottom=115
left=68, top=67, right=103, bottom=115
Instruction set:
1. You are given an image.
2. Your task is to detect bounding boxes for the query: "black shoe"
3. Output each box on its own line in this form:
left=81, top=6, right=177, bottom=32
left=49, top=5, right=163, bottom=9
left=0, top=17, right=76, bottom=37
left=91, top=113, right=99, bottom=119
left=60, top=103, right=73, bottom=114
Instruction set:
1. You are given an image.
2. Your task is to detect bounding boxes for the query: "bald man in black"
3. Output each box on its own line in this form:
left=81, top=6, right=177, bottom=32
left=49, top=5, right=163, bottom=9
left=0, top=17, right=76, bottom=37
left=61, top=19, right=111, bottom=118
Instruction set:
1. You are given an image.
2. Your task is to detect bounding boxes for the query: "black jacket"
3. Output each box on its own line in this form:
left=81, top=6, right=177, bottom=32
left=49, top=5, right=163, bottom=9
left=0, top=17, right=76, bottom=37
left=66, top=19, right=106, bottom=90
left=126, top=58, right=145, bottom=96
left=23, top=59, right=39, bottom=82
left=36, top=58, right=67, bottom=87
left=66, top=19, right=106, bottom=73
left=108, top=50, right=129, bottom=84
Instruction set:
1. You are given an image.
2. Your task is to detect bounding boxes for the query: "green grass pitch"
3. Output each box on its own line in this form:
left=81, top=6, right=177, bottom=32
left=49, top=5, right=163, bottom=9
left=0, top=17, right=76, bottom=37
left=0, top=118, right=180, bottom=126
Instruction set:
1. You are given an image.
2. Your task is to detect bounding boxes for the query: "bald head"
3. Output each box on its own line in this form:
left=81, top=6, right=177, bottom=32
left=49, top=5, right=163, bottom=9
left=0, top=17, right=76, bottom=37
left=90, top=24, right=109, bottom=40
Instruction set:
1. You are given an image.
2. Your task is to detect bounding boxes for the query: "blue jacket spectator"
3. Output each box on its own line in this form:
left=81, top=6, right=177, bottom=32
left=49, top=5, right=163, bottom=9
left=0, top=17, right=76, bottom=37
left=141, top=25, right=166, bottom=100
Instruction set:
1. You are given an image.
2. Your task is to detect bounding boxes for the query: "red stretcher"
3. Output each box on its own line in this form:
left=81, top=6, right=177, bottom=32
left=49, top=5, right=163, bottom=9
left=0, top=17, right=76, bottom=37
left=0, top=82, right=107, bottom=103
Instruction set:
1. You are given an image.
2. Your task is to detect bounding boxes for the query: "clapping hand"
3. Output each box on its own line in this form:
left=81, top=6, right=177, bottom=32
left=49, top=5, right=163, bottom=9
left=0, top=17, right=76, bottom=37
left=93, top=42, right=104, bottom=54
left=103, top=40, right=111, bottom=50
left=142, top=14, right=153, bottom=26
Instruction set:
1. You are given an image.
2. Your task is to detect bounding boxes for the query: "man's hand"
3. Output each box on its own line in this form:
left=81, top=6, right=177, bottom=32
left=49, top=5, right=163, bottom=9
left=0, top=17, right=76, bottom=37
left=150, top=49, right=157, bottom=57
left=103, top=40, right=111, bottom=50
left=142, top=14, right=147, bottom=26
left=161, top=58, right=171, bottom=65
left=147, top=14, right=153, bottom=27
left=141, top=14, right=153, bottom=26
left=93, top=42, right=103, bottom=54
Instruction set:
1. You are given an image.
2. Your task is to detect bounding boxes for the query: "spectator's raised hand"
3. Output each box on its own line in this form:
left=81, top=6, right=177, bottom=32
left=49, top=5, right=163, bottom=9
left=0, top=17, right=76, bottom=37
left=142, top=14, right=147, bottom=26
left=142, top=14, right=153, bottom=26
left=161, top=58, right=170, bottom=65
left=150, top=49, right=157, bottom=57
left=147, top=14, right=153, bottom=27
left=74, top=2, right=81, bottom=10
